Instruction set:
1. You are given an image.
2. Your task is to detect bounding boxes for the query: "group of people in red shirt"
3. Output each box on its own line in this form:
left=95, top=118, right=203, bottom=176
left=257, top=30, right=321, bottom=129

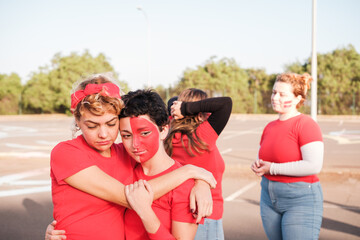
left=45, top=71, right=324, bottom=240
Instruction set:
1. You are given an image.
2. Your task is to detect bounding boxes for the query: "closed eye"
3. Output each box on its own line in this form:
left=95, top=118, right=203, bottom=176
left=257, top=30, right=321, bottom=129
left=121, top=134, right=132, bottom=139
left=141, top=131, right=152, bottom=137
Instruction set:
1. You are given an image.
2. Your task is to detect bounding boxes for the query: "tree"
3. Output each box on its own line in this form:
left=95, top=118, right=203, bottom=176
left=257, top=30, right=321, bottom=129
left=0, top=73, right=22, bottom=114
left=286, top=45, right=360, bottom=115
left=173, top=57, right=253, bottom=113
left=22, top=50, right=129, bottom=113
left=245, top=68, right=276, bottom=114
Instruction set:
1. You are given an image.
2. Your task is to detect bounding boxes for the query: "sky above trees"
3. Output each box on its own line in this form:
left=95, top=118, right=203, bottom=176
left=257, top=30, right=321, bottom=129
left=0, top=0, right=359, bottom=90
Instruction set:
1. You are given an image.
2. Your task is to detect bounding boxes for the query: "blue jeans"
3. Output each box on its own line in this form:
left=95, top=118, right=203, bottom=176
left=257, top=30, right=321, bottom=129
left=194, top=218, right=224, bottom=240
left=260, top=177, right=323, bottom=240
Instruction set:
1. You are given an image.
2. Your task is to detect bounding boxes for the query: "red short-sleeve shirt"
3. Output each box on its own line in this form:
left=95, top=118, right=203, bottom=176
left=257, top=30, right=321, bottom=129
left=170, top=121, right=225, bottom=220
left=259, top=114, right=323, bottom=183
left=51, top=135, right=134, bottom=240
left=125, top=161, right=199, bottom=240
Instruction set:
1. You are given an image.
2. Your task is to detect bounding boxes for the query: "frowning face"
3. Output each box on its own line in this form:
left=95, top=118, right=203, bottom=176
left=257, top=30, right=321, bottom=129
left=119, top=115, right=160, bottom=163
left=76, top=109, right=119, bottom=157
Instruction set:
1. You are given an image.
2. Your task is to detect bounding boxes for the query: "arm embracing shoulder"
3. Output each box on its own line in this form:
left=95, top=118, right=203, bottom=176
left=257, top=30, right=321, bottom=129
left=147, top=164, right=216, bottom=200
left=51, top=141, right=130, bottom=207
left=65, top=166, right=129, bottom=207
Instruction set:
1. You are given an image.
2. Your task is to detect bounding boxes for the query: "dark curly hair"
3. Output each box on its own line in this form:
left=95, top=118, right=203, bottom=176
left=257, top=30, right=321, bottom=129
left=119, top=89, right=169, bottom=130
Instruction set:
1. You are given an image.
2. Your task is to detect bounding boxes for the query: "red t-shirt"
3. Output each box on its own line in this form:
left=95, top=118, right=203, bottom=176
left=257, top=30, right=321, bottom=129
left=259, top=114, right=323, bottom=183
left=125, top=161, right=199, bottom=240
left=170, top=121, right=225, bottom=220
left=51, top=135, right=134, bottom=240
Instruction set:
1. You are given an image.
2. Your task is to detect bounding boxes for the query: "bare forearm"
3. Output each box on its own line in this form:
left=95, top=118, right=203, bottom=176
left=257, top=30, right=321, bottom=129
left=138, top=209, right=161, bottom=234
left=65, top=166, right=130, bottom=208
left=148, top=165, right=193, bottom=200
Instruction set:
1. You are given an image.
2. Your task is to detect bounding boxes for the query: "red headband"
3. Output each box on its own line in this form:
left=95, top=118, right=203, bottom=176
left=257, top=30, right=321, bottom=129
left=70, top=83, right=121, bottom=112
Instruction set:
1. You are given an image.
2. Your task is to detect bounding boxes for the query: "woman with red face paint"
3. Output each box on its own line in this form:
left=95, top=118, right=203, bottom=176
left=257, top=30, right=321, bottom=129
left=45, top=74, right=216, bottom=240
left=166, top=88, right=233, bottom=240
left=251, top=73, right=324, bottom=240
left=118, top=89, right=212, bottom=240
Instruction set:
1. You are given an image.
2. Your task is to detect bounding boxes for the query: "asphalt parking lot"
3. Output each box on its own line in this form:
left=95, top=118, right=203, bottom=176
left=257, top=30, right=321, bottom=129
left=0, top=114, right=359, bottom=239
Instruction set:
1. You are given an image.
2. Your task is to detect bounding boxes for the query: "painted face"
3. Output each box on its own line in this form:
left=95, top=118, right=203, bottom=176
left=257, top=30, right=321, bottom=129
left=271, top=81, right=300, bottom=114
left=119, top=116, right=160, bottom=163
left=76, top=109, right=119, bottom=157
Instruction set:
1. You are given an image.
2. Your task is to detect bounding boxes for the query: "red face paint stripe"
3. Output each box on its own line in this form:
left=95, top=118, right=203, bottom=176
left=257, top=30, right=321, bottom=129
left=283, top=101, right=292, bottom=104
left=129, top=117, right=159, bottom=163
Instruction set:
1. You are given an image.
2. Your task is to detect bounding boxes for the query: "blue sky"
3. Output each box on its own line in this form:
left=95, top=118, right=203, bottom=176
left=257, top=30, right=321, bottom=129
left=0, top=0, right=359, bottom=90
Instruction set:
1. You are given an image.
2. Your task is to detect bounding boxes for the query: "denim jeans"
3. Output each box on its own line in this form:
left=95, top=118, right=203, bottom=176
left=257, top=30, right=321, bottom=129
left=194, top=218, right=224, bottom=240
left=260, top=177, right=323, bottom=240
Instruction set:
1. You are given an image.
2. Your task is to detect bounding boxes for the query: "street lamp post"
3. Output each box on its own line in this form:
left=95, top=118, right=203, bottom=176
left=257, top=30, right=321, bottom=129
left=137, top=6, right=151, bottom=88
left=311, top=0, right=318, bottom=121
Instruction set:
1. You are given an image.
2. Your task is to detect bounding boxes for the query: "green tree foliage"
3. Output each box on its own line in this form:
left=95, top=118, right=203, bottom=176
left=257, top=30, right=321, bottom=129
left=154, top=84, right=171, bottom=103
left=286, top=45, right=360, bottom=115
left=173, top=57, right=253, bottom=113
left=245, top=68, right=276, bottom=114
left=0, top=73, right=22, bottom=114
left=22, top=50, right=129, bottom=113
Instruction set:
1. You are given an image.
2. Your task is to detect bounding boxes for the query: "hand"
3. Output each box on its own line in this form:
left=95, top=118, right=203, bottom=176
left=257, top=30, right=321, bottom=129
left=190, top=180, right=213, bottom=223
left=251, top=159, right=271, bottom=176
left=44, top=220, right=66, bottom=240
left=125, top=180, right=154, bottom=216
left=170, top=101, right=184, bottom=120
left=186, top=164, right=217, bottom=189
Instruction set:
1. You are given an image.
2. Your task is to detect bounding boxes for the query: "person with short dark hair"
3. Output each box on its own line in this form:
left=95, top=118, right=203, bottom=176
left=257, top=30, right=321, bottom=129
left=119, top=89, right=212, bottom=239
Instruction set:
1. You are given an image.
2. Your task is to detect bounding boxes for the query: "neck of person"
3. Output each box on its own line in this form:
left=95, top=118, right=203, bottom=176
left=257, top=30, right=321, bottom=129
left=141, top=147, right=175, bottom=176
left=278, top=108, right=300, bottom=121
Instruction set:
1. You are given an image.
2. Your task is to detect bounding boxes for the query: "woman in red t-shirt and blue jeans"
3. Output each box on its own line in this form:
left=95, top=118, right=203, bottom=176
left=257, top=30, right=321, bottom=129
left=251, top=72, right=324, bottom=240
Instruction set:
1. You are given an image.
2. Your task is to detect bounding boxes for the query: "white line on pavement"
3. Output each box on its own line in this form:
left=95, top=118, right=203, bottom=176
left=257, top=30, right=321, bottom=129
left=7, top=180, right=51, bottom=186
left=222, top=128, right=262, bottom=140
left=0, top=168, right=50, bottom=184
left=5, top=143, right=52, bottom=150
left=225, top=181, right=258, bottom=202
left=220, top=148, right=232, bottom=155
left=0, top=152, right=50, bottom=158
left=0, top=186, right=51, bottom=198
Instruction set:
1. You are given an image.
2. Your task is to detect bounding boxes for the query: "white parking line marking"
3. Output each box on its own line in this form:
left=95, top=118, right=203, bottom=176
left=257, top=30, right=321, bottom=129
left=0, top=152, right=50, bottom=158
left=0, top=186, right=51, bottom=198
left=225, top=181, right=258, bottom=202
left=323, top=134, right=360, bottom=144
left=222, top=128, right=262, bottom=140
left=0, top=168, right=51, bottom=197
left=37, top=140, right=59, bottom=145
left=7, top=180, right=51, bottom=186
left=323, top=129, right=360, bottom=144
left=220, top=148, right=232, bottom=155
left=5, top=143, right=52, bottom=150
left=0, top=168, right=49, bottom=184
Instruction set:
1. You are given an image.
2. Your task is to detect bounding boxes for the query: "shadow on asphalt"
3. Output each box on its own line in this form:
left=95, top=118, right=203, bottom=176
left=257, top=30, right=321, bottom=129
left=0, top=199, right=53, bottom=240
left=322, top=217, right=360, bottom=238
left=324, top=200, right=360, bottom=214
